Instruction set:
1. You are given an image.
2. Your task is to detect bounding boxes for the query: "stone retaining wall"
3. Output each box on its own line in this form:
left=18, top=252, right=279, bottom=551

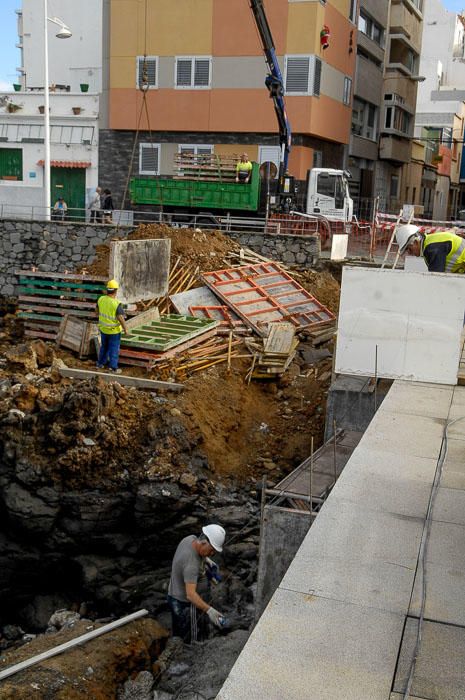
left=0, top=218, right=320, bottom=296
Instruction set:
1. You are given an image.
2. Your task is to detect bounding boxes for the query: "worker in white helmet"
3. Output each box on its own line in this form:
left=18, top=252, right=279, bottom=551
left=167, top=524, right=226, bottom=643
left=396, top=224, right=465, bottom=273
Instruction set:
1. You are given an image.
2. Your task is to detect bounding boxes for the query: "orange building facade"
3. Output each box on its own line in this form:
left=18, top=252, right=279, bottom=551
left=103, top=0, right=356, bottom=199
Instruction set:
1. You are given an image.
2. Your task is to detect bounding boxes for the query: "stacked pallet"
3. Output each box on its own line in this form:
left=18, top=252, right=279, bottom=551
left=173, top=153, right=240, bottom=181
left=304, top=321, right=337, bottom=347
left=245, top=322, right=299, bottom=380
left=18, top=271, right=107, bottom=340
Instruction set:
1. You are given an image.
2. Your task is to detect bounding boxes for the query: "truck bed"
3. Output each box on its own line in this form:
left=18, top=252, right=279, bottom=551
left=130, top=163, right=260, bottom=212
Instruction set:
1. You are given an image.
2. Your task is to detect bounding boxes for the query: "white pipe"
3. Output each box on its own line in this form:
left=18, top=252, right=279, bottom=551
left=43, top=0, right=51, bottom=222
left=0, top=609, right=148, bottom=681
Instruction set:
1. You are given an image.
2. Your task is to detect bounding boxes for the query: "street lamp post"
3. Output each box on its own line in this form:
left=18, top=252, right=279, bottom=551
left=43, top=0, right=72, bottom=221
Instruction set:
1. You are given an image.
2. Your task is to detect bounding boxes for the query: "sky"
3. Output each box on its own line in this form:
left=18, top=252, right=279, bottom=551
left=0, top=0, right=464, bottom=89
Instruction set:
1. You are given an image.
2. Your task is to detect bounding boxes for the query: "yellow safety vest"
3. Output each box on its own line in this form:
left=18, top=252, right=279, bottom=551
left=236, top=161, right=252, bottom=173
left=423, top=231, right=465, bottom=273
left=98, top=295, right=122, bottom=334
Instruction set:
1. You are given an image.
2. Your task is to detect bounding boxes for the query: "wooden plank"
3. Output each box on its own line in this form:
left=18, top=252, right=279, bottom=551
left=17, top=270, right=107, bottom=282
left=19, top=295, right=96, bottom=308
left=0, top=610, right=148, bottom=682
left=59, top=367, right=184, bottom=391
left=126, top=307, right=160, bottom=331
left=264, top=322, right=296, bottom=355
left=19, top=278, right=106, bottom=291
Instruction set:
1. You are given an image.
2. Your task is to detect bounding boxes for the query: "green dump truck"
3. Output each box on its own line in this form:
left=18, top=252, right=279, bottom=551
left=129, top=161, right=353, bottom=228
left=129, top=162, right=261, bottom=225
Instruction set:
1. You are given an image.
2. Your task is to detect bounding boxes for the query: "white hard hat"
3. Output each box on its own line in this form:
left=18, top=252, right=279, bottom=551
left=395, top=224, right=421, bottom=255
left=202, top=524, right=226, bottom=552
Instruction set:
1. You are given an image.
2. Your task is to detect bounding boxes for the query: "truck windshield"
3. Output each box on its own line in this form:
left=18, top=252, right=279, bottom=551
left=316, top=173, right=345, bottom=209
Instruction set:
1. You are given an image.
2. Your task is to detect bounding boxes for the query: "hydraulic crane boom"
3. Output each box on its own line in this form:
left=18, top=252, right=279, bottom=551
left=249, top=0, right=292, bottom=195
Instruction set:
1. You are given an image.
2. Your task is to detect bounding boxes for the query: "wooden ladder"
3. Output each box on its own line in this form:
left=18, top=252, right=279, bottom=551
left=380, top=208, right=415, bottom=270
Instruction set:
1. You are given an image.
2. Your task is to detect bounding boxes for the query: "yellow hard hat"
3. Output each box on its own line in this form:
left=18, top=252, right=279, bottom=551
left=107, top=279, right=119, bottom=290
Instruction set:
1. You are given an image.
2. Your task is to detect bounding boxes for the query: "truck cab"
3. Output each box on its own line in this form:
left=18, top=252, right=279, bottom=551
left=306, top=168, right=353, bottom=223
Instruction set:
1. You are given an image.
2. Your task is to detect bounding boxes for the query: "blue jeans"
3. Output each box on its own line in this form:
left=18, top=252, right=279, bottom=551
left=98, top=332, right=121, bottom=370
left=166, top=594, right=208, bottom=643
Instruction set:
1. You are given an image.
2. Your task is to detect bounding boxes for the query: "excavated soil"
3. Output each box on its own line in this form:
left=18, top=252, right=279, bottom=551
left=0, top=340, right=331, bottom=489
left=1, top=222, right=340, bottom=488
left=80, top=223, right=241, bottom=277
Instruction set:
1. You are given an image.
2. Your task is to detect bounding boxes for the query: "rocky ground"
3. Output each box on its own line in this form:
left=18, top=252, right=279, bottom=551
left=0, top=225, right=341, bottom=698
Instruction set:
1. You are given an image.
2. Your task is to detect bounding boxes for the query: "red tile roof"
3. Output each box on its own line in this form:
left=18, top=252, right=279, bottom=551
left=37, top=160, right=91, bottom=168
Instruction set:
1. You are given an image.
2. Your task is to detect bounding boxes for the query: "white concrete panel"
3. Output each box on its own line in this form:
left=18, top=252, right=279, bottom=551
left=331, top=234, right=348, bottom=260
left=335, top=267, right=465, bottom=384
left=409, top=520, right=465, bottom=625
left=217, top=589, right=404, bottom=700
left=404, top=255, right=427, bottom=272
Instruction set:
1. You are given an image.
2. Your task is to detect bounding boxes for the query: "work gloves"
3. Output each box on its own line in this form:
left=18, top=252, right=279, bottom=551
left=207, top=607, right=224, bottom=627
left=205, top=557, right=222, bottom=585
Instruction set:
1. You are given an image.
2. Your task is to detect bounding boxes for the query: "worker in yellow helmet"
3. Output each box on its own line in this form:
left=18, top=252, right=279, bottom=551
left=396, top=224, right=465, bottom=273
left=96, top=279, right=128, bottom=373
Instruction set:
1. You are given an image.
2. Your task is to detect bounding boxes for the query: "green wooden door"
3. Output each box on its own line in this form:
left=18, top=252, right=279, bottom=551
left=0, top=148, right=23, bottom=180
left=51, top=167, right=86, bottom=219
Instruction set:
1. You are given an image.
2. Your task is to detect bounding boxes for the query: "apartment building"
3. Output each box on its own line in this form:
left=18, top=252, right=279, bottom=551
left=0, top=0, right=108, bottom=216
left=376, top=0, right=424, bottom=213
left=348, top=0, right=389, bottom=213
left=102, top=0, right=357, bottom=205
left=415, top=0, right=465, bottom=220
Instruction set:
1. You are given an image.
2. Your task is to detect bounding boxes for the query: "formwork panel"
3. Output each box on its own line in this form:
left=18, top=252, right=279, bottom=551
left=202, top=262, right=335, bottom=335
left=335, top=267, right=465, bottom=384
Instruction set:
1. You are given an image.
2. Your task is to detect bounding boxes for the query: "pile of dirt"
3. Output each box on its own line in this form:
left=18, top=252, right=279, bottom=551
left=0, top=336, right=332, bottom=489
left=0, top=617, right=168, bottom=700
left=81, top=223, right=241, bottom=277
left=297, top=268, right=341, bottom=314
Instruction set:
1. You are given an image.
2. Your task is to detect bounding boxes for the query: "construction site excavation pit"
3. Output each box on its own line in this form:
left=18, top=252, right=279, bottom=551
left=0, top=224, right=341, bottom=698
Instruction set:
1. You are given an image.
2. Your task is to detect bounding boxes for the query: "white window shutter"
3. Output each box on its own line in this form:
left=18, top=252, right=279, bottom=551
left=140, top=144, right=159, bottom=174
left=177, top=59, right=192, bottom=87
left=194, top=59, right=210, bottom=87
left=285, top=56, right=310, bottom=93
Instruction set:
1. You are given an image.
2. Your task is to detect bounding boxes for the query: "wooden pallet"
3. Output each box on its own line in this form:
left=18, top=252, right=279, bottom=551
left=18, top=271, right=107, bottom=340
left=56, top=315, right=98, bottom=358
left=121, top=314, right=219, bottom=352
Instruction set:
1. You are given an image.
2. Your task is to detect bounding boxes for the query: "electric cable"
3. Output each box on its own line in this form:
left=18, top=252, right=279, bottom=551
left=402, top=405, right=465, bottom=699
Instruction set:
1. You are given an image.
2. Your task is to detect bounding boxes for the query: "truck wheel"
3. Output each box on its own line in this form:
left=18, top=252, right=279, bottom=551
left=195, top=216, right=219, bottom=230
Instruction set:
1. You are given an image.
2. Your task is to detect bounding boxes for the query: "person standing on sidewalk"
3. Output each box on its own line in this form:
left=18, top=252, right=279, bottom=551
left=96, top=279, right=128, bottom=373
left=89, top=186, right=102, bottom=223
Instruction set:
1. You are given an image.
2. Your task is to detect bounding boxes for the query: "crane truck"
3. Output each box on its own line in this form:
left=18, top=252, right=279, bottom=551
left=129, top=0, right=353, bottom=229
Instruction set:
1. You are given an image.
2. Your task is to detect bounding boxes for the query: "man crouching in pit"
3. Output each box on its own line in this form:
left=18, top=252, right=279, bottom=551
left=167, top=524, right=226, bottom=642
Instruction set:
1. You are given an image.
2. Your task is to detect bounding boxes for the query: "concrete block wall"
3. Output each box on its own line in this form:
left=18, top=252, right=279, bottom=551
left=0, top=220, right=121, bottom=296
left=229, top=231, right=320, bottom=266
left=0, top=220, right=320, bottom=297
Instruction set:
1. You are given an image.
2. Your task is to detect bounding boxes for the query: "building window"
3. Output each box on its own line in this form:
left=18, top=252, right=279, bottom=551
left=390, top=175, right=399, bottom=199
left=343, top=77, right=352, bottom=105
left=177, top=144, right=214, bottom=175
left=384, top=106, right=410, bottom=136
left=179, top=144, right=213, bottom=157
left=313, top=150, right=323, bottom=168
left=285, top=55, right=322, bottom=96
left=358, top=11, right=384, bottom=47
left=352, top=98, right=378, bottom=140
left=139, top=143, right=160, bottom=175
left=175, top=57, right=211, bottom=88
left=136, top=56, right=158, bottom=89
left=0, top=148, right=23, bottom=180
